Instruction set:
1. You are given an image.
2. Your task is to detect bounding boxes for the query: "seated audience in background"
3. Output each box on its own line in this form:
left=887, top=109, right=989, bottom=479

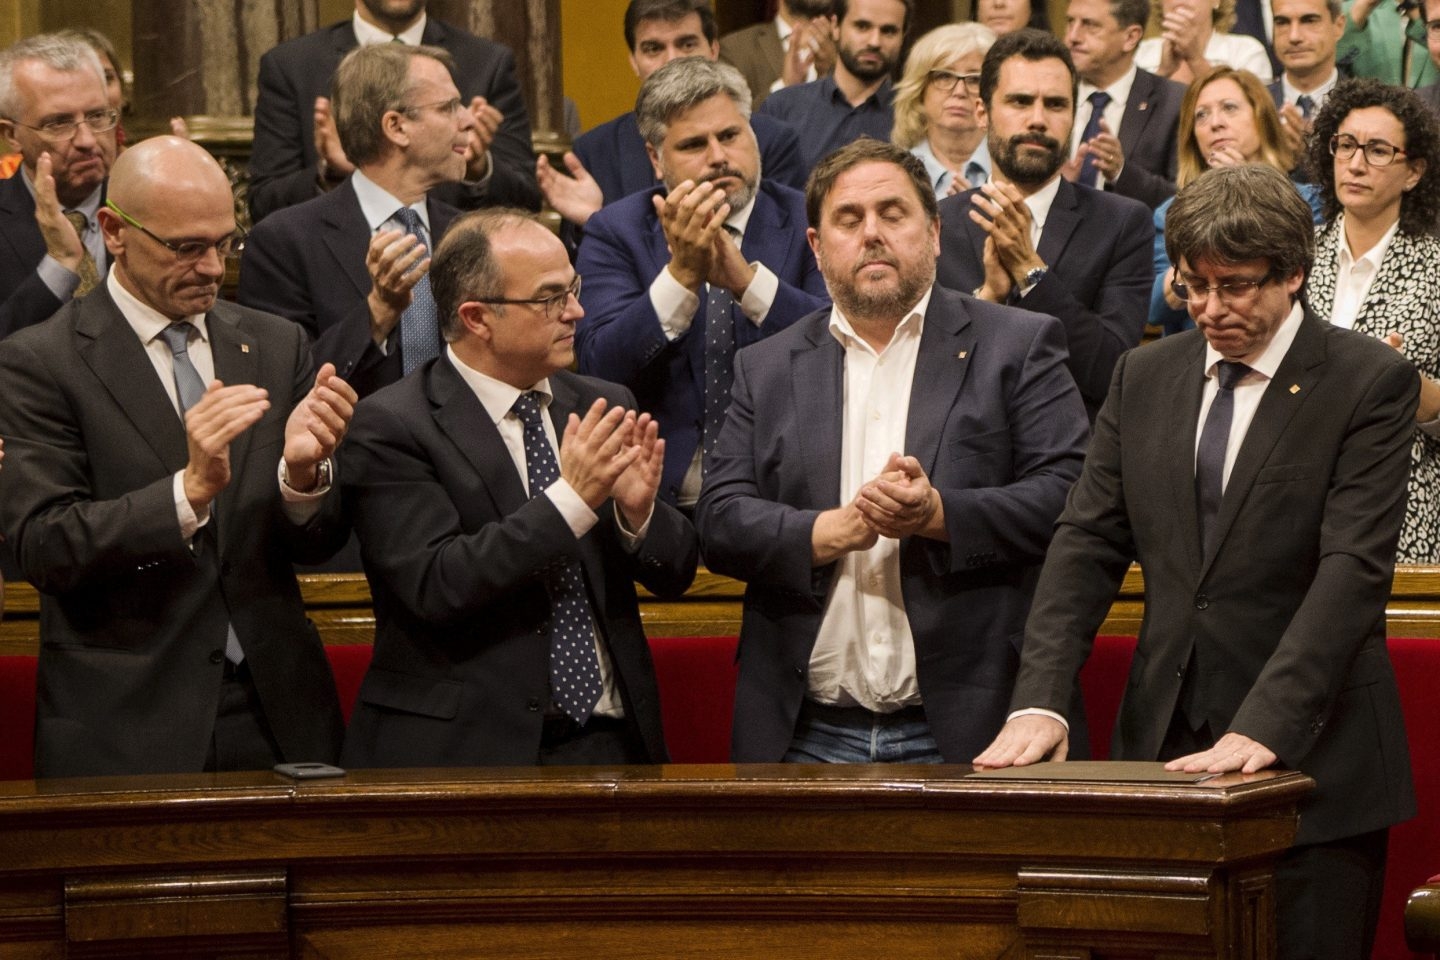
left=1305, top=78, right=1440, bottom=562
left=697, top=139, right=1090, bottom=764
left=340, top=210, right=698, bottom=768
left=248, top=0, right=538, bottom=224
left=977, top=0, right=1053, bottom=35
left=891, top=22, right=998, bottom=196
left=1151, top=66, right=1323, bottom=334
left=1268, top=0, right=1346, bottom=171
left=1066, top=0, right=1187, bottom=208
left=0, top=136, right=355, bottom=778
left=240, top=43, right=468, bottom=401
left=720, top=0, right=836, bottom=110
left=936, top=29, right=1154, bottom=421
left=536, top=0, right=804, bottom=234
left=757, top=0, right=912, bottom=177
left=575, top=58, right=828, bottom=511
left=1415, top=0, right=1440, bottom=114
left=1137, top=0, right=1274, bottom=83
left=0, top=32, right=118, bottom=340
left=1336, top=0, right=1436, bottom=91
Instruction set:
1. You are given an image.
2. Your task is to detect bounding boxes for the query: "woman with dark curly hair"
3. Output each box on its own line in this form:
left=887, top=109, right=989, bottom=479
left=1306, top=77, right=1440, bottom=562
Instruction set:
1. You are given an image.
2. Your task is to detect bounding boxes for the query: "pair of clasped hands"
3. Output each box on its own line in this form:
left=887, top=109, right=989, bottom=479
left=812, top=454, right=945, bottom=565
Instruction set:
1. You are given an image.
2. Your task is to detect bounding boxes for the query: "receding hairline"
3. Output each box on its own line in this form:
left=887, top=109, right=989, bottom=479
left=107, top=136, right=232, bottom=214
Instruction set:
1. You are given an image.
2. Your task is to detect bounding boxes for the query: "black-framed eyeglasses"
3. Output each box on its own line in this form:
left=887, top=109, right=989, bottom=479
left=1171, top=269, right=1279, bottom=305
left=927, top=70, right=981, bottom=94
left=1329, top=134, right=1408, bottom=167
left=5, top=107, right=119, bottom=144
left=104, top=199, right=246, bottom=263
left=474, top=276, right=582, bottom=321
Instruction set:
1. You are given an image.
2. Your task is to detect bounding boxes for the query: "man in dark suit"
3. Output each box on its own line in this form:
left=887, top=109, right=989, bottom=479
left=1267, top=0, right=1345, bottom=176
left=339, top=210, right=698, bottom=767
left=719, top=0, right=836, bottom=110
left=976, top=164, right=1417, bottom=960
left=0, top=32, right=119, bottom=340
left=938, top=29, right=1153, bottom=421
left=247, top=0, right=538, bottom=224
left=0, top=137, right=356, bottom=778
left=697, top=139, right=1090, bottom=764
left=575, top=57, right=829, bottom=510
left=240, top=43, right=469, bottom=400
left=1064, top=0, right=1185, bottom=208
left=535, top=0, right=805, bottom=236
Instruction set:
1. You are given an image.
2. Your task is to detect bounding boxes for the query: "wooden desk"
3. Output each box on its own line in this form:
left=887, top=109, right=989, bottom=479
left=0, top=764, right=1309, bottom=959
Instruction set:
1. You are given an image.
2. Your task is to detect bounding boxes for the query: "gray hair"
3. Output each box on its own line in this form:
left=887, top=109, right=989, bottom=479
left=332, top=42, right=456, bottom=169
left=1164, top=164, right=1314, bottom=280
left=635, top=56, right=752, bottom=150
left=429, top=208, right=537, bottom=342
left=0, top=32, right=106, bottom=119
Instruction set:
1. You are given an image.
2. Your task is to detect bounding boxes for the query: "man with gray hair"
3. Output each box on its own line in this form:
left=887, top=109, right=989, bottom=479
left=976, top=163, right=1417, bottom=960
left=0, top=31, right=119, bottom=339
left=339, top=209, right=697, bottom=767
left=575, top=56, right=828, bottom=510
left=240, top=42, right=474, bottom=400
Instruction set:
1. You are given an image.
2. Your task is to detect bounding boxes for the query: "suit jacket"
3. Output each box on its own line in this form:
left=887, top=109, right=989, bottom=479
left=338, top=359, right=699, bottom=767
left=1308, top=218, right=1440, bottom=563
left=697, top=286, right=1092, bottom=763
left=0, top=174, right=108, bottom=341
left=1109, top=69, right=1184, bottom=209
left=0, top=286, right=347, bottom=778
left=719, top=21, right=786, bottom=110
left=1010, top=312, right=1418, bottom=846
left=237, top=178, right=460, bottom=399
left=247, top=18, right=539, bottom=223
left=572, top=109, right=807, bottom=204
left=574, top=179, right=829, bottom=504
left=936, top=178, right=1154, bottom=420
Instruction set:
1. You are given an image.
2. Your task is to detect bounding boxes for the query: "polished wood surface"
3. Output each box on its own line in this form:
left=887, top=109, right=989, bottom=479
left=1407, top=882, right=1440, bottom=954
left=0, top=764, right=1310, bottom=959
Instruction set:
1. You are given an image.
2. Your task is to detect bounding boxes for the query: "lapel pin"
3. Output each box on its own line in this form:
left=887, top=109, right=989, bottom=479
left=240, top=344, right=250, bottom=353
left=957, top=350, right=968, bottom=359
left=1138, top=102, right=1149, bottom=111
left=1289, top=384, right=1300, bottom=394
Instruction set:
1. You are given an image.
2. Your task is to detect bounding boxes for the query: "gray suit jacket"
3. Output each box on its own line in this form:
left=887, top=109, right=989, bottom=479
left=0, top=286, right=347, bottom=777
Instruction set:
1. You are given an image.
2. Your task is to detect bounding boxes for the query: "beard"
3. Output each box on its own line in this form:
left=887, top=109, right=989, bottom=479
left=359, top=0, right=426, bottom=30
left=993, top=131, right=1066, bottom=187
left=838, top=42, right=896, bottom=83
left=826, top=243, right=934, bottom=324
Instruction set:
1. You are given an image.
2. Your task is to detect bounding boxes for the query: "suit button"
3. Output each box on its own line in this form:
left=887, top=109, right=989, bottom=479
left=209, top=650, right=224, bottom=664
left=527, top=698, right=541, bottom=712
left=1194, top=595, right=1209, bottom=610
left=1311, top=717, right=1325, bottom=734
left=1176, top=664, right=1185, bottom=678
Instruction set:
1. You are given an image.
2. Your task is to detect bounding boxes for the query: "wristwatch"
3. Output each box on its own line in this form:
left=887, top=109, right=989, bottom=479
left=1022, top=265, right=1048, bottom=289
left=281, top=457, right=332, bottom=494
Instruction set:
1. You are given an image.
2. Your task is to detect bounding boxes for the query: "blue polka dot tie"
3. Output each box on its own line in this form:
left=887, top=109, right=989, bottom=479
left=392, top=207, right=441, bottom=375
left=511, top=391, right=603, bottom=723
left=701, top=228, right=739, bottom=464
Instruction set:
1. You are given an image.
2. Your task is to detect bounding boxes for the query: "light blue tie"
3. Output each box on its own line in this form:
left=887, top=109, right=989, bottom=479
left=392, top=207, right=441, bottom=374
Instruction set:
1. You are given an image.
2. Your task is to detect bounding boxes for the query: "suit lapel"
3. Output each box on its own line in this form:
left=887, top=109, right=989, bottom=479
left=208, top=307, right=261, bottom=498
left=906, top=290, right=975, bottom=475
left=429, top=356, right=529, bottom=518
left=792, top=323, right=845, bottom=508
left=0, top=176, right=47, bottom=267
left=1164, top=336, right=1209, bottom=572
left=322, top=182, right=381, bottom=300
left=1116, top=73, right=1154, bottom=161
left=1036, top=180, right=1081, bottom=267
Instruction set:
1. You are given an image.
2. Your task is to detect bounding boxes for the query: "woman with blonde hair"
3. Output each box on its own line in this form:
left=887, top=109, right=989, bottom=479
left=891, top=22, right=997, bottom=197
left=1136, top=0, right=1270, bottom=85
left=1150, top=67, right=1321, bottom=333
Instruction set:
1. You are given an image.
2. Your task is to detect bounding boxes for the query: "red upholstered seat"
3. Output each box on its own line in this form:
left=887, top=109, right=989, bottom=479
left=0, top=655, right=36, bottom=781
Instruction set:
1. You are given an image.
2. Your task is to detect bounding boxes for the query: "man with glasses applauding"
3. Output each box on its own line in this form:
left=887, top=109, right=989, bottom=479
left=0, top=32, right=119, bottom=340
left=0, top=135, right=358, bottom=778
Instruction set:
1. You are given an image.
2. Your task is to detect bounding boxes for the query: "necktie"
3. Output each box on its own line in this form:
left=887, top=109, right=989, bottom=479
left=157, top=322, right=246, bottom=665
left=391, top=207, right=441, bottom=374
left=1077, top=91, right=1112, bottom=189
left=1296, top=94, right=1315, bottom=121
left=511, top=391, right=604, bottom=724
left=1194, top=361, right=1251, bottom=557
left=63, top=210, right=100, bottom=298
left=701, top=227, right=739, bottom=464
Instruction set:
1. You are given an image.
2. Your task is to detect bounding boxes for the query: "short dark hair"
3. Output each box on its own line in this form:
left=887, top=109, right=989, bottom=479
left=430, top=208, right=538, bottom=342
left=1107, top=0, right=1152, bottom=31
left=1306, top=77, right=1440, bottom=236
left=978, top=28, right=1078, bottom=110
left=624, top=0, right=717, bottom=52
left=1164, top=164, right=1314, bottom=282
left=805, top=136, right=937, bottom=228
left=332, top=43, right=457, bottom=168
left=834, top=0, right=914, bottom=35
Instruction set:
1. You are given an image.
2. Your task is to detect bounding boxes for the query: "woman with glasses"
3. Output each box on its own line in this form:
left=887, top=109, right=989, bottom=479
left=1149, top=67, right=1323, bottom=334
left=1306, top=78, right=1440, bottom=562
left=891, top=23, right=997, bottom=198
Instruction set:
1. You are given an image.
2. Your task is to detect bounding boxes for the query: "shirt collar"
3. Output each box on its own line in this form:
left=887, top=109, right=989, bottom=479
left=352, top=9, right=427, bottom=46
left=825, top=74, right=893, bottom=108
left=1202, top=299, right=1304, bottom=382
left=106, top=267, right=210, bottom=346
left=912, top=139, right=990, bottom=196
left=1022, top=173, right=1063, bottom=234
left=1078, top=63, right=1138, bottom=111
left=1281, top=69, right=1338, bottom=108
left=351, top=168, right=431, bottom=234
left=775, top=14, right=793, bottom=40
left=445, top=344, right=554, bottom=426
left=726, top=189, right=758, bottom=237
left=826, top=285, right=933, bottom=355
left=1336, top=212, right=1401, bottom=273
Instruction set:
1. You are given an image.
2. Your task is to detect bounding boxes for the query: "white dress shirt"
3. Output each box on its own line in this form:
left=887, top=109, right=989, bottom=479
left=1075, top=64, right=1137, bottom=189
left=352, top=10, right=426, bottom=45
left=1136, top=31, right=1274, bottom=83
left=1280, top=69, right=1338, bottom=113
left=351, top=169, right=430, bottom=357
left=769, top=14, right=819, bottom=92
left=1329, top=217, right=1399, bottom=331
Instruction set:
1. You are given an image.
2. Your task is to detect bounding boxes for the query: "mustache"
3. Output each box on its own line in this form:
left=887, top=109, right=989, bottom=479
left=1008, top=133, right=1062, bottom=151
left=853, top=243, right=898, bottom=273
left=696, top=168, right=746, bottom=186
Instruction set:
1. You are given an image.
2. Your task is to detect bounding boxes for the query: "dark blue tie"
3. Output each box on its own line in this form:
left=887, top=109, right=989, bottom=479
left=511, top=391, right=603, bottom=723
left=1195, top=361, right=1251, bottom=556
left=1077, top=91, right=1111, bottom=189
left=1296, top=94, right=1315, bottom=120
left=701, top=228, right=740, bottom=464
left=392, top=207, right=440, bottom=374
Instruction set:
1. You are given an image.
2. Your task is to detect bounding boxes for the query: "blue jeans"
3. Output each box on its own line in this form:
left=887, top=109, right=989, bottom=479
left=783, top=700, right=944, bottom=763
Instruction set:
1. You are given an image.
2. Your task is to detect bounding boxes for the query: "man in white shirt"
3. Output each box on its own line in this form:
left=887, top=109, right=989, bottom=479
left=697, top=138, right=1089, bottom=763
left=719, top=0, right=837, bottom=110
left=1268, top=0, right=1346, bottom=170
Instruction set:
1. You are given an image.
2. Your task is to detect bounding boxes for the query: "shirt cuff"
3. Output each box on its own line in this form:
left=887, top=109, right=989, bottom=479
left=1006, top=706, right=1070, bottom=732
left=544, top=477, right=600, bottom=539
left=613, top=501, right=653, bottom=553
left=277, top=457, right=331, bottom=524
left=738, top=263, right=777, bottom=325
left=37, top=255, right=80, bottom=302
left=651, top=268, right=702, bottom=340
left=173, top=471, right=206, bottom=541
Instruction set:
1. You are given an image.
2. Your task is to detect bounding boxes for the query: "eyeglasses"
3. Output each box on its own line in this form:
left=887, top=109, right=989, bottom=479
left=1171, top=269, right=1278, bottom=305
left=104, top=200, right=246, bottom=263
left=1329, top=134, right=1408, bottom=167
left=5, top=107, right=119, bottom=144
left=927, top=70, right=981, bottom=94
left=402, top=97, right=465, bottom=118
left=475, top=276, right=582, bottom=321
